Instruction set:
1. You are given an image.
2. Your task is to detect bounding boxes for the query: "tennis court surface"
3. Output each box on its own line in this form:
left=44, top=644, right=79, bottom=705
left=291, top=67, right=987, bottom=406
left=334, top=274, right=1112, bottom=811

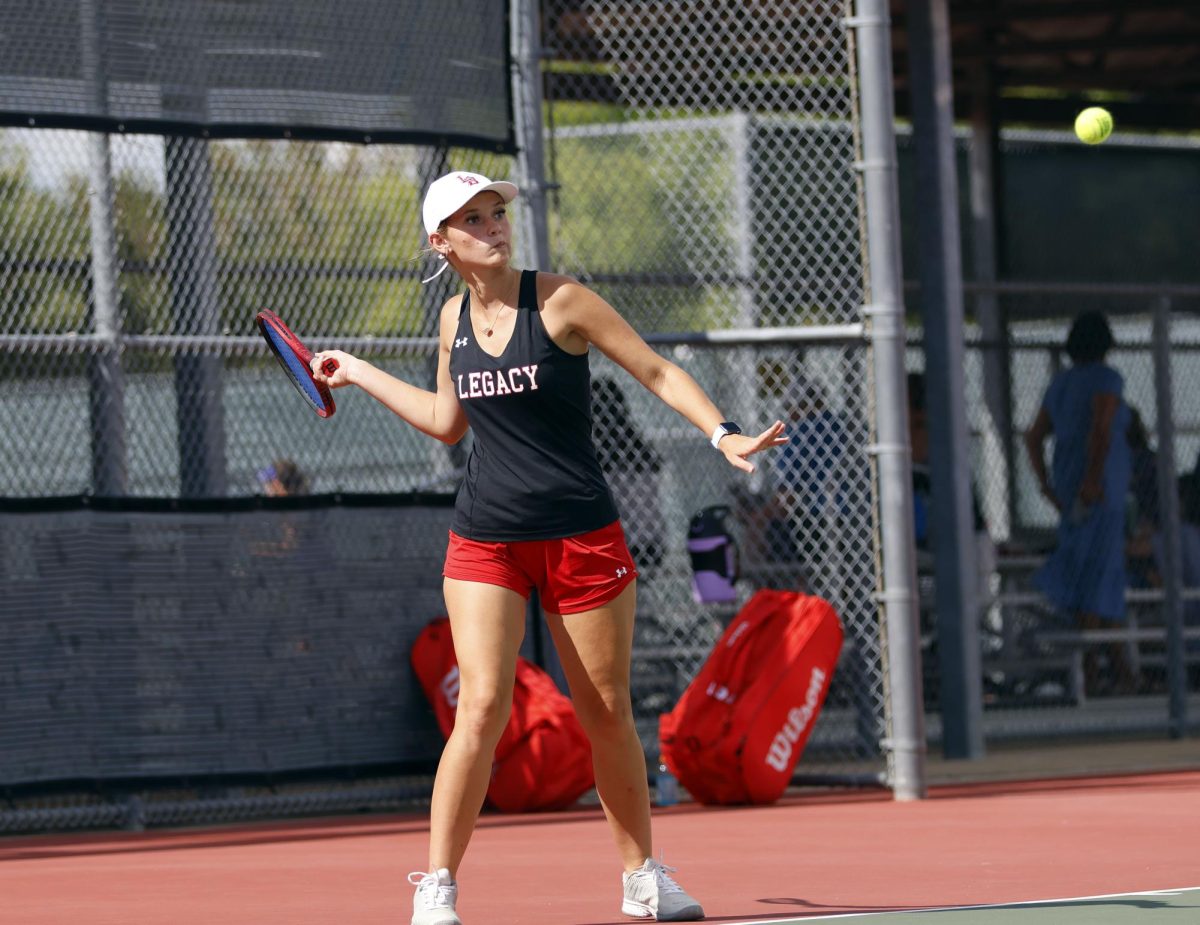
left=1, top=770, right=1195, bottom=925
left=720, top=888, right=1200, bottom=923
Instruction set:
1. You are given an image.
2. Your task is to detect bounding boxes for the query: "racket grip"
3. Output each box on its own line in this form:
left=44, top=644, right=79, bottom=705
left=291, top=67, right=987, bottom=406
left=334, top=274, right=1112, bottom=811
left=320, top=358, right=339, bottom=376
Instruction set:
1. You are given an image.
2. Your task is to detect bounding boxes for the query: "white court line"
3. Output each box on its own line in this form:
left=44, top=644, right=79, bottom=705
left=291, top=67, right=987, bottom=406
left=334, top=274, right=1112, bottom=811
left=715, top=886, right=1200, bottom=924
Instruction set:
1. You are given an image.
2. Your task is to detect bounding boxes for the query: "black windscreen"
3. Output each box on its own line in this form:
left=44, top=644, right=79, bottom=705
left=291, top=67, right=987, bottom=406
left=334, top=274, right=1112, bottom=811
left=0, top=0, right=514, bottom=150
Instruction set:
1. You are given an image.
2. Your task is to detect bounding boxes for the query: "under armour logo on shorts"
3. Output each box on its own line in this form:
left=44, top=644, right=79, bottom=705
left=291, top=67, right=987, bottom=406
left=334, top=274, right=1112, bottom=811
left=616, top=567, right=628, bottom=578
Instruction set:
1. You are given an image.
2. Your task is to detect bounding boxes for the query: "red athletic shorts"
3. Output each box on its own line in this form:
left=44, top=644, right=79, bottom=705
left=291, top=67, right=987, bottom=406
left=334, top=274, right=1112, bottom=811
left=443, top=520, right=638, bottom=615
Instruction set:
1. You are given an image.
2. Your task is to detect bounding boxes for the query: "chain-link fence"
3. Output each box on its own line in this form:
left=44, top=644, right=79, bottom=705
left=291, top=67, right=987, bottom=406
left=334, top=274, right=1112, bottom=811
left=3, top=1, right=888, bottom=832
left=546, top=1, right=885, bottom=778
left=2, top=132, right=513, bottom=496
left=5, top=0, right=1198, bottom=833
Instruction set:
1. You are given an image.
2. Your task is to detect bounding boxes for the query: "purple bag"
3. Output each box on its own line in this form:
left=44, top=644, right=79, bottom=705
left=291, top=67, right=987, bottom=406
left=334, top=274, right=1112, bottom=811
left=687, top=505, right=739, bottom=603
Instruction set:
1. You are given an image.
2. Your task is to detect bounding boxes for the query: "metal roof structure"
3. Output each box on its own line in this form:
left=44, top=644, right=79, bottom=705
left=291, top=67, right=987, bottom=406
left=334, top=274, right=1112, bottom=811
left=547, top=1, right=1200, bottom=132
left=891, top=0, right=1200, bottom=131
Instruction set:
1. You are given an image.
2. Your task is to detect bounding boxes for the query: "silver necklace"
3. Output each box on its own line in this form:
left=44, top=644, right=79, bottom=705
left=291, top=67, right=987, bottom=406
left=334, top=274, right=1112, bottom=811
left=477, top=274, right=519, bottom=337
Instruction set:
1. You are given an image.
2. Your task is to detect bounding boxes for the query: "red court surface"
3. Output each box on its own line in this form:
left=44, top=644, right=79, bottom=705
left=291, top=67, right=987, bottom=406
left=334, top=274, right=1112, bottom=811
left=1, top=770, right=1196, bottom=925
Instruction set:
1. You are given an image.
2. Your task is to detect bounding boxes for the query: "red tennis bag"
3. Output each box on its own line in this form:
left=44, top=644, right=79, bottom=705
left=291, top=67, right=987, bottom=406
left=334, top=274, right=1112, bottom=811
left=659, top=589, right=843, bottom=805
left=411, top=617, right=594, bottom=812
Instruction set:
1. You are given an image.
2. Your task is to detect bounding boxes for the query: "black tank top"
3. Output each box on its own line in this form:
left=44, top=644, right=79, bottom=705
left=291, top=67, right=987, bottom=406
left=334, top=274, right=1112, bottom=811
left=448, top=270, right=619, bottom=541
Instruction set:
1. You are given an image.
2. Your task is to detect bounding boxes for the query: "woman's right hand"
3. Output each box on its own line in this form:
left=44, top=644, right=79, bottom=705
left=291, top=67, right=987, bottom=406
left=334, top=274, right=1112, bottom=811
left=716, top=420, right=788, bottom=473
left=311, top=350, right=362, bottom=389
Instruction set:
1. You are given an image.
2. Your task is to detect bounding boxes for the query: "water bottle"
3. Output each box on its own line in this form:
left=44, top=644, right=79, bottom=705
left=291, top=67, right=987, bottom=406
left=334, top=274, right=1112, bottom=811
left=656, top=762, right=678, bottom=807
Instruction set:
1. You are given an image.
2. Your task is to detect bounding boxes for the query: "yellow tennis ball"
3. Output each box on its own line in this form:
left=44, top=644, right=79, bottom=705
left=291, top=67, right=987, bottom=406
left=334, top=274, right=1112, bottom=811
left=1074, top=107, right=1113, bottom=145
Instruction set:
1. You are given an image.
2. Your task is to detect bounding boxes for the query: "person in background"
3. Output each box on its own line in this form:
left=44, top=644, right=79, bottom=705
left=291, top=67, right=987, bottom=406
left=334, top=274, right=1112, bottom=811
left=1124, top=406, right=1160, bottom=591
left=310, top=170, right=786, bottom=925
left=253, top=459, right=311, bottom=558
left=257, top=458, right=310, bottom=497
left=906, top=371, right=996, bottom=704
left=1171, top=473, right=1200, bottom=661
left=1024, top=310, right=1135, bottom=695
left=907, top=372, right=989, bottom=559
left=1146, top=473, right=1200, bottom=669
left=769, top=375, right=849, bottom=570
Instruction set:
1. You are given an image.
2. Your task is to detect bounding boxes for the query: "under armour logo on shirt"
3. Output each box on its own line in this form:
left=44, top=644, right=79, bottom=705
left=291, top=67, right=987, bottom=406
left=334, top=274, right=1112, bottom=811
left=616, top=567, right=628, bottom=578
left=454, top=337, right=469, bottom=348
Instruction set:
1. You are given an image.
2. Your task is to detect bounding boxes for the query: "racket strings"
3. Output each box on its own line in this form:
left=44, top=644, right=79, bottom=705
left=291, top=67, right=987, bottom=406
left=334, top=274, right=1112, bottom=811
left=261, top=320, right=334, bottom=417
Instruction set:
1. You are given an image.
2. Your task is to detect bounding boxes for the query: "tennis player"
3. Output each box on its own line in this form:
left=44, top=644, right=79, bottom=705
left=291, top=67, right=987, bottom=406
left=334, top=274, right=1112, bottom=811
left=312, top=171, right=786, bottom=925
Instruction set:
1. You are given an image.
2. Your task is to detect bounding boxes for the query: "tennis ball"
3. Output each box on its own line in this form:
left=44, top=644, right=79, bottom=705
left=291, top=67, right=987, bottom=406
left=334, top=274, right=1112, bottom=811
left=1074, top=106, right=1113, bottom=145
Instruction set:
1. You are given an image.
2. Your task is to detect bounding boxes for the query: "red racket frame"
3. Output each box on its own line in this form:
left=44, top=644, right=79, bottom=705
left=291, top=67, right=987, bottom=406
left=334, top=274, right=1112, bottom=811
left=255, top=309, right=339, bottom=418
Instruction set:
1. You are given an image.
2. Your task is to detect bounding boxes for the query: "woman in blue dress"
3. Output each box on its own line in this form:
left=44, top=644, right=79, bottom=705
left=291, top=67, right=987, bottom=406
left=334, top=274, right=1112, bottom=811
left=1024, top=310, right=1135, bottom=694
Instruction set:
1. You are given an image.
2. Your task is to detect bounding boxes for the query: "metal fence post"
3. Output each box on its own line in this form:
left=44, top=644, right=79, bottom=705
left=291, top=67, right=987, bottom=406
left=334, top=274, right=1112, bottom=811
left=1152, top=296, right=1188, bottom=738
left=163, top=10, right=226, bottom=498
left=80, top=0, right=128, bottom=496
left=729, top=111, right=763, bottom=427
left=906, top=0, right=984, bottom=760
left=852, top=0, right=927, bottom=799
left=511, top=0, right=563, bottom=683
left=512, top=0, right=552, bottom=272
left=967, top=63, right=1012, bottom=543
left=166, top=137, right=228, bottom=498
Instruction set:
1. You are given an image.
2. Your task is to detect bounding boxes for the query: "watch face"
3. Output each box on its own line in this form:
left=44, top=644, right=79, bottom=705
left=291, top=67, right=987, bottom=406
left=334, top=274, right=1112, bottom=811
left=722, top=421, right=742, bottom=436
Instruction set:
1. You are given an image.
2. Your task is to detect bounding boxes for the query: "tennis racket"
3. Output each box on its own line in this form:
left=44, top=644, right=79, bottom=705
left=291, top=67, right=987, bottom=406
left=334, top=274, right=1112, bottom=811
left=255, top=309, right=339, bottom=419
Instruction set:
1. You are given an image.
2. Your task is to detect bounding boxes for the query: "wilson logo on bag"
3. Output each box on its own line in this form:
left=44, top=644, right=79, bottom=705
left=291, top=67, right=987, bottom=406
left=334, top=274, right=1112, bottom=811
left=411, top=618, right=594, bottom=813
left=659, top=590, right=842, bottom=805
left=764, top=666, right=827, bottom=772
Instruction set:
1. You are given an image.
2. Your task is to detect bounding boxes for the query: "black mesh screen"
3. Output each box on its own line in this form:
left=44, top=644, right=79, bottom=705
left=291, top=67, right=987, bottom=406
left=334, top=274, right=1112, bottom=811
left=0, top=495, right=453, bottom=785
left=0, top=0, right=514, bottom=149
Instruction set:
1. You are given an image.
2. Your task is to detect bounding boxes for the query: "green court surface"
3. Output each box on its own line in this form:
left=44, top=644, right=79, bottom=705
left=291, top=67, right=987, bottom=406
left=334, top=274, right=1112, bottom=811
left=723, top=888, right=1200, bottom=924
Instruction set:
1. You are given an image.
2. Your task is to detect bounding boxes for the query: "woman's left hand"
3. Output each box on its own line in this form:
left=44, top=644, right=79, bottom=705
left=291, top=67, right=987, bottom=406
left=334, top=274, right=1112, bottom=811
left=310, top=350, right=361, bottom=389
left=717, top=420, right=788, bottom=473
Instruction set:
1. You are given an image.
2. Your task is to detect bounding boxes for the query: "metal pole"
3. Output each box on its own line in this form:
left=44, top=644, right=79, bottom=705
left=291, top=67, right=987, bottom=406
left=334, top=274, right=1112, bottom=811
left=511, top=0, right=552, bottom=271
left=728, top=110, right=761, bottom=427
left=731, top=111, right=757, bottom=330
left=1152, top=297, right=1187, bottom=737
left=163, top=7, right=226, bottom=498
left=905, top=0, right=984, bottom=760
left=511, top=0, right=562, bottom=683
left=967, top=61, right=1011, bottom=543
left=416, top=147, right=462, bottom=480
left=166, top=138, right=228, bottom=498
left=851, top=0, right=927, bottom=800
left=80, top=0, right=128, bottom=496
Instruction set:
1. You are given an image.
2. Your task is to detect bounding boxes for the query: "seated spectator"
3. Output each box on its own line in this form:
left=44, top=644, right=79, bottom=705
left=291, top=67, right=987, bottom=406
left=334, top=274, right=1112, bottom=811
left=1180, top=474, right=1200, bottom=647
left=1125, top=406, right=1159, bottom=590
left=907, top=372, right=992, bottom=572
left=769, top=376, right=851, bottom=566
left=254, top=458, right=311, bottom=557
left=257, top=458, right=310, bottom=497
left=1152, top=473, right=1200, bottom=649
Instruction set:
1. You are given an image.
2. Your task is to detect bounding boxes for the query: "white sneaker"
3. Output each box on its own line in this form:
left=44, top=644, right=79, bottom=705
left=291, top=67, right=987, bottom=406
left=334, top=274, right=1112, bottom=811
left=408, top=868, right=461, bottom=925
left=621, top=857, right=705, bottom=921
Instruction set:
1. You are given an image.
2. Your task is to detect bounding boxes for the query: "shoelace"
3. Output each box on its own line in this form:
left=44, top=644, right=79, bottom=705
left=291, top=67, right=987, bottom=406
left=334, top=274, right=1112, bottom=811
left=407, top=871, right=455, bottom=909
left=649, top=859, right=685, bottom=895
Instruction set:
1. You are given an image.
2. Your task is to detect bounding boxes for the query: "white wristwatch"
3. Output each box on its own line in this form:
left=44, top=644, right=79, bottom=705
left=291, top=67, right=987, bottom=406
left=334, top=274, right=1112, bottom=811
left=710, top=421, right=743, bottom=448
